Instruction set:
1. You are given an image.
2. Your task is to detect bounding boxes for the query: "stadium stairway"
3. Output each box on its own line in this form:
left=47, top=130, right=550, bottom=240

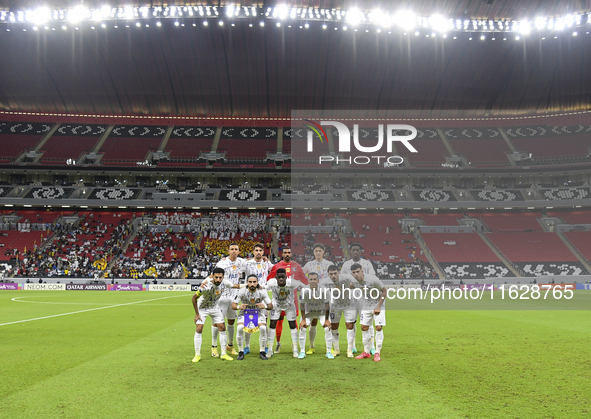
left=414, top=229, right=445, bottom=279
left=32, top=123, right=61, bottom=153
left=338, top=230, right=350, bottom=260
left=30, top=212, right=80, bottom=255
left=181, top=231, right=202, bottom=279
left=556, top=232, right=591, bottom=272
left=477, top=232, right=521, bottom=276
left=271, top=232, right=279, bottom=257
left=91, top=125, right=114, bottom=154
left=276, top=128, right=284, bottom=152
left=103, top=215, right=138, bottom=277
left=210, top=127, right=223, bottom=152
left=156, top=126, right=174, bottom=151
left=436, top=128, right=469, bottom=166
left=497, top=127, right=519, bottom=167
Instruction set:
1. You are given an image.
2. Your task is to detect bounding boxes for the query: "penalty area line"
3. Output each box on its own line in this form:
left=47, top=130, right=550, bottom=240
left=0, top=294, right=193, bottom=327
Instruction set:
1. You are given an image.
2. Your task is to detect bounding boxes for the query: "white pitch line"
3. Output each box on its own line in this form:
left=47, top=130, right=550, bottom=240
left=10, top=297, right=187, bottom=307
left=11, top=297, right=110, bottom=306
left=1, top=294, right=192, bottom=327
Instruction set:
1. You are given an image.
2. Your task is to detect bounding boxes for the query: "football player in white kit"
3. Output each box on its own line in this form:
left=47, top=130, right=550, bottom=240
left=297, top=272, right=333, bottom=359
left=232, top=274, right=273, bottom=361
left=324, top=265, right=357, bottom=358
left=350, top=264, right=387, bottom=362
left=215, top=243, right=248, bottom=356
left=191, top=267, right=246, bottom=363
left=340, top=242, right=377, bottom=355
left=340, top=243, right=377, bottom=275
left=243, top=242, right=273, bottom=354
left=265, top=268, right=307, bottom=358
left=302, top=243, right=333, bottom=281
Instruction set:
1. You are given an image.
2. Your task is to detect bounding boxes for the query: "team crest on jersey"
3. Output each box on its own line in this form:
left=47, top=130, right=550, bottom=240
left=250, top=299, right=255, bottom=304
left=232, top=265, right=237, bottom=270
left=215, top=290, right=220, bottom=295
left=280, top=291, right=285, bottom=297
left=286, top=267, right=291, bottom=273
left=257, top=264, right=261, bottom=269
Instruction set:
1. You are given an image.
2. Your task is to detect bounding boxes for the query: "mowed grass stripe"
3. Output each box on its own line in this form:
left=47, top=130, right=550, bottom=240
left=1, top=292, right=194, bottom=400
left=0, top=291, right=193, bottom=324
left=1, top=314, right=463, bottom=419
left=385, top=311, right=591, bottom=418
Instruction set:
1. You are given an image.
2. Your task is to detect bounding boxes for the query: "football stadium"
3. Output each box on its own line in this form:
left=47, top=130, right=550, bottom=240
left=1, top=1, right=591, bottom=418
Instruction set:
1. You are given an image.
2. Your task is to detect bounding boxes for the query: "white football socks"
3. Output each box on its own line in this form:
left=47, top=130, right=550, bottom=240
left=236, top=324, right=244, bottom=351
left=219, top=330, right=228, bottom=355
left=331, top=329, right=340, bottom=352
left=259, top=325, right=267, bottom=352
left=299, top=328, right=307, bottom=353
left=375, top=329, right=384, bottom=354
left=323, top=326, right=332, bottom=352
left=194, top=332, right=202, bottom=355
left=290, top=328, right=299, bottom=352
left=369, top=325, right=375, bottom=350
left=244, top=331, right=251, bottom=348
left=267, top=327, right=276, bottom=354
left=227, top=324, right=235, bottom=346
left=211, top=326, right=219, bottom=347
left=347, top=329, right=355, bottom=351
left=362, top=329, right=371, bottom=354
left=308, top=325, right=317, bottom=348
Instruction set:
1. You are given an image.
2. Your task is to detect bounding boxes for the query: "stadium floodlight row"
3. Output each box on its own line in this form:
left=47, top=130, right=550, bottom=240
left=1, top=5, right=590, bottom=35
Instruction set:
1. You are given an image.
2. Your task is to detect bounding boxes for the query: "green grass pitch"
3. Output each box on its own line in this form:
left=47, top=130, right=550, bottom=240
left=1, top=290, right=590, bottom=418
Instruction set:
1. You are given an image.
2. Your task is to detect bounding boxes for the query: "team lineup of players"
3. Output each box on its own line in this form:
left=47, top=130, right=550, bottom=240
left=191, top=242, right=387, bottom=363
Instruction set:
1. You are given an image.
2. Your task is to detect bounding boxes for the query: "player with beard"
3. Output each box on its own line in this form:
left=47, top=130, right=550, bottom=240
left=242, top=242, right=273, bottom=354
left=267, top=247, right=308, bottom=353
left=232, top=274, right=273, bottom=361
left=191, top=267, right=246, bottom=363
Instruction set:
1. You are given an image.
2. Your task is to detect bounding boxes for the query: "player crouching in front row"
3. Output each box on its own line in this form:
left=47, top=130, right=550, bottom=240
left=298, top=272, right=333, bottom=359
left=232, top=274, right=273, bottom=361
left=192, top=267, right=246, bottom=363
left=350, top=264, right=387, bottom=362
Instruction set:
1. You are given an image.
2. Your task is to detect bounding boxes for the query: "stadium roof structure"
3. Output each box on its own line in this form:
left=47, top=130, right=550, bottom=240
left=0, top=1, right=590, bottom=118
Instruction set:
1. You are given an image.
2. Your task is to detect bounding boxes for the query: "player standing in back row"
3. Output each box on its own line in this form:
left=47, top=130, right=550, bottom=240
left=215, top=243, right=248, bottom=356
left=267, top=247, right=308, bottom=353
left=303, top=243, right=333, bottom=281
